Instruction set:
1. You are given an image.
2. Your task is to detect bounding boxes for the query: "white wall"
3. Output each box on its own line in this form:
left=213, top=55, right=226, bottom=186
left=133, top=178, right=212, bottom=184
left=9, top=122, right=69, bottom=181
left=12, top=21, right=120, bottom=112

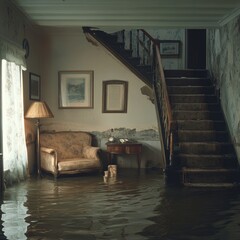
left=41, top=28, right=158, bottom=132
left=40, top=27, right=162, bottom=169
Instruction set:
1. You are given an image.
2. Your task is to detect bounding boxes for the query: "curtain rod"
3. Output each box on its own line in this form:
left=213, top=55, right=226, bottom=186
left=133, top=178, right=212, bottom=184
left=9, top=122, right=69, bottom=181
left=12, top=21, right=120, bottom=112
left=0, top=33, right=23, bottom=50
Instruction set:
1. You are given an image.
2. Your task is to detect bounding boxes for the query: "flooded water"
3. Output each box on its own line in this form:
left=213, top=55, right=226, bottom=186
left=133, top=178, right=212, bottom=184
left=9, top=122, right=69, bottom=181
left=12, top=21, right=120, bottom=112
left=1, top=169, right=240, bottom=240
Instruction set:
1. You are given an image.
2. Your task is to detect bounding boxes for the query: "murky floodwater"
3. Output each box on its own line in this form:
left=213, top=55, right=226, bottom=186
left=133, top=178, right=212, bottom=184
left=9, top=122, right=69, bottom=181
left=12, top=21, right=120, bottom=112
left=1, top=169, right=240, bottom=240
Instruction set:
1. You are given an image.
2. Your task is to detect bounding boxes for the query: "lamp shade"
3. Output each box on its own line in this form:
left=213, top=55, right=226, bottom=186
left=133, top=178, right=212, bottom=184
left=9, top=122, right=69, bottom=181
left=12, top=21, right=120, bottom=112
left=25, top=101, right=54, bottom=119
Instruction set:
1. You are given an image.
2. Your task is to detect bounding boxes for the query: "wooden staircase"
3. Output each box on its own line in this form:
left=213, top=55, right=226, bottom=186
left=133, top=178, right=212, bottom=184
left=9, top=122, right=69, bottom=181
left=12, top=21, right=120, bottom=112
left=83, top=27, right=240, bottom=187
left=165, top=70, right=240, bottom=187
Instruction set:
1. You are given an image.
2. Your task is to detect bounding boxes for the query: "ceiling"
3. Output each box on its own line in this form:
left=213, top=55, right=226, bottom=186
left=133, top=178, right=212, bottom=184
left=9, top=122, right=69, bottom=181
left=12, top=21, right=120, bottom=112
left=11, top=0, right=240, bottom=29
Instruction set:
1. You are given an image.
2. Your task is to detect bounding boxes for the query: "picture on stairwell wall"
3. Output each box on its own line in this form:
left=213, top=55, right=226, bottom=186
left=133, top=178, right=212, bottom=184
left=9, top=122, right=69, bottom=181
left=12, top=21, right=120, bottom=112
left=159, top=40, right=180, bottom=57
left=102, top=80, right=128, bottom=113
left=58, top=70, right=94, bottom=108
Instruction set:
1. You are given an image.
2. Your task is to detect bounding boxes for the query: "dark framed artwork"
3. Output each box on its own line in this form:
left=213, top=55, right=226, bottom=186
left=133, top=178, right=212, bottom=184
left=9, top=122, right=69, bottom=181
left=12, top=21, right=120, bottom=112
left=29, top=73, right=41, bottom=100
left=159, top=40, right=181, bottom=57
left=102, top=80, right=128, bottom=113
left=58, top=70, right=94, bottom=109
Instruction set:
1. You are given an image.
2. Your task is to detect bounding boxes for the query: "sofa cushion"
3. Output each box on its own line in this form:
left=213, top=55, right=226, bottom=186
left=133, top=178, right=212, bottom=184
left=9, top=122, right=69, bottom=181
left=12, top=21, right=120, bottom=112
left=58, top=158, right=100, bottom=171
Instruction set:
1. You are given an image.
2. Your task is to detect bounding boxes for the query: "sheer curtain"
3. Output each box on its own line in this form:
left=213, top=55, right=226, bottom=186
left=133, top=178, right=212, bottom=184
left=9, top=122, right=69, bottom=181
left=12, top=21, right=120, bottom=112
left=0, top=38, right=28, bottom=186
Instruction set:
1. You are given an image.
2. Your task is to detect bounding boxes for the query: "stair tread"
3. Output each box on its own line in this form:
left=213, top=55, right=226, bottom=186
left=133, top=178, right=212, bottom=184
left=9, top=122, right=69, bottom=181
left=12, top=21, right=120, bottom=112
left=173, top=103, right=218, bottom=105
left=170, top=94, right=215, bottom=96
left=166, top=77, right=209, bottom=80
left=184, top=183, right=240, bottom=188
left=179, top=142, right=231, bottom=144
left=168, top=86, right=212, bottom=88
left=173, top=110, right=221, bottom=113
left=182, top=167, right=238, bottom=172
left=177, top=153, right=235, bottom=158
left=177, top=120, right=224, bottom=122
left=178, top=130, right=226, bottom=133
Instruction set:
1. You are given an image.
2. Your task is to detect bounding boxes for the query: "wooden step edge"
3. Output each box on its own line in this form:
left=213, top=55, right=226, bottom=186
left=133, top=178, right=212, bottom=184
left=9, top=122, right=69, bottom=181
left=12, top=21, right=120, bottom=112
left=182, top=168, right=239, bottom=173
left=170, top=94, right=215, bottom=97
left=172, top=109, right=222, bottom=113
left=166, top=77, right=210, bottom=80
left=177, top=130, right=227, bottom=133
left=179, top=142, right=232, bottom=145
left=176, top=153, right=236, bottom=158
left=183, top=182, right=240, bottom=188
left=177, top=120, right=225, bottom=123
left=172, top=103, right=219, bottom=105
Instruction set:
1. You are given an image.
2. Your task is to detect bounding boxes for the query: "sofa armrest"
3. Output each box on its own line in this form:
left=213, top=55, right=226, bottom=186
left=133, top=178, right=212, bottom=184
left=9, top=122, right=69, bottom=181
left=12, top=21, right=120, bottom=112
left=41, top=147, right=56, bottom=155
left=40, top=147, right=58, bottom=176
left=82, top=146, right=100, bottom=160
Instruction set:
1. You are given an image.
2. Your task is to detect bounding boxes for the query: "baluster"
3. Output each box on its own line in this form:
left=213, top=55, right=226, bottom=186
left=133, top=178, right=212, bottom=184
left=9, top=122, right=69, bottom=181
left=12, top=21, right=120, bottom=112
left=142, top=32, right=145, bottom=65
left=130, top=30, right=132, bottom=51
left=122, top=30, right=125, bottom=47
left=137, top=29, right=139, bottom=59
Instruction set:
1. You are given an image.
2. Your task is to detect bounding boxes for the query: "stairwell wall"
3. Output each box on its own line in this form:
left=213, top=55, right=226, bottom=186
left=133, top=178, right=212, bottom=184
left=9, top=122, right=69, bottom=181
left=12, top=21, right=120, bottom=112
left=40, top=27, right=161, bottom=169
left=122, top=29, right=185, bottom=69
left=207, top=14, right=240, bottom=163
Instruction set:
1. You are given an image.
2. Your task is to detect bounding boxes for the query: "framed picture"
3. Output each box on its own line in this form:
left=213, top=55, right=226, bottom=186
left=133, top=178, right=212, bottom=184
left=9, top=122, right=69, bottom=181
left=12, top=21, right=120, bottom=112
left=29, top=72, right=41, bottom=100
left=102, top=80, right=128, bottom=113
left=58, top=70, right=94, bottom=109
left=159, top=40, right=180, bottom=57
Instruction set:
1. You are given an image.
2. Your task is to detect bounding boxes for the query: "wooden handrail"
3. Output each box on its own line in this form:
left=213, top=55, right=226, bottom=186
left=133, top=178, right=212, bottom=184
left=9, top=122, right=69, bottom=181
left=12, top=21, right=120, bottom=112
left=140, top=29, right=157, bottom=44
left=138, top=29, right=176, bottom=166
left=155, top=44, right=173, bottom=126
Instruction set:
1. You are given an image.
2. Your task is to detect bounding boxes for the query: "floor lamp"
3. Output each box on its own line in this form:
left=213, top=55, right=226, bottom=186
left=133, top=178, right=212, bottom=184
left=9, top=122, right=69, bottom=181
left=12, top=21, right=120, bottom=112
left=25, top=101, right=54, bottom=175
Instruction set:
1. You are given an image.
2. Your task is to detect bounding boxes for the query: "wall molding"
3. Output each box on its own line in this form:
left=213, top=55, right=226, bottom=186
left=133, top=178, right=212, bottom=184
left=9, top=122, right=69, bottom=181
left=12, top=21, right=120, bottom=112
left=219, top=7, right=240, bottom=26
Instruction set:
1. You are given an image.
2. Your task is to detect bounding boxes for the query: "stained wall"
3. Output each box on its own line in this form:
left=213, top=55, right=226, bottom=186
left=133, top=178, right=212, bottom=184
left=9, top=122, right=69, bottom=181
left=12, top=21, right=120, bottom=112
left=207, top=15, right=240, bottom=162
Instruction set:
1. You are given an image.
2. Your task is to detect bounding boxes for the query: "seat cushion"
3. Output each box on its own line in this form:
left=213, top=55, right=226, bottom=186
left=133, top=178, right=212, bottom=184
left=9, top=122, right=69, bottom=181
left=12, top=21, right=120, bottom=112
left=58, top=158, right=100, bottom=172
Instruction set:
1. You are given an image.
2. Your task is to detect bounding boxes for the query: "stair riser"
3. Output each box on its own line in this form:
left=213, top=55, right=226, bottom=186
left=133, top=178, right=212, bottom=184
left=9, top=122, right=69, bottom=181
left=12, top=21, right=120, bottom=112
left=177, top=157, right=238, bottom=169
left=170, top=95, right=217, bottom=103
left=137, top=65, right=152, bottom=73
left=165, top=70, right=208, bottom=78
left=167, top=78, right=211, bottom=86
left=129, top=57, right=141, bottom=66
left=178, top=132, right=228, bottom=142
left=168, top=86, right=214, bottom=95
left=173, top=111, right=223, bottom=120
left=172, top=103, right=220, bottom=111
left=183, top=172, right=240, bottom=184
left=179, top=143, right=234, bottom=154
left=177, top=121, right=226, bottom=131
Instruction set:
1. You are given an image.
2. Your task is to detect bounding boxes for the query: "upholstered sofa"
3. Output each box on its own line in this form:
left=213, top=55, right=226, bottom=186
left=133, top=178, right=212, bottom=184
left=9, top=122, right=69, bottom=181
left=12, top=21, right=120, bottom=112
left=39, top=131, right=101, bottom=177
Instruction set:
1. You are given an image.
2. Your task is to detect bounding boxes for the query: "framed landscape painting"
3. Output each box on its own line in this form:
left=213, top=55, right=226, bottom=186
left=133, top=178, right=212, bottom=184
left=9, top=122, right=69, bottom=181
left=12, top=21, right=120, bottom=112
left=159, top=40, right=180, bottom=57
left=58, top=70, right=94, bottom=109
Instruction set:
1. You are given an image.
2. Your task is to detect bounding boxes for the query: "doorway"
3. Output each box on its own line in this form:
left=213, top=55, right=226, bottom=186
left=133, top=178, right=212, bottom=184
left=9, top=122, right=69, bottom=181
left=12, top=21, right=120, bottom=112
left=186, top=29, right=206, bottom=69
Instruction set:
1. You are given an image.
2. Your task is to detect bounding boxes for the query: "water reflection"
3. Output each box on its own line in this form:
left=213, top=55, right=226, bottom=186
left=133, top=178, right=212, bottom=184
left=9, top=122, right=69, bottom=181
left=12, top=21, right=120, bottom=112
left=0, top=170, right=240, bottom=240
left=140, top=186, right=240, bottom=240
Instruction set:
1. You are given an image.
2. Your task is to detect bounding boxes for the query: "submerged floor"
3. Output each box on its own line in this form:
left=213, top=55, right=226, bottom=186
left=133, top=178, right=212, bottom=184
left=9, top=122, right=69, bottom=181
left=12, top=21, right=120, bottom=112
left=1, top=169, right=240, bottom=240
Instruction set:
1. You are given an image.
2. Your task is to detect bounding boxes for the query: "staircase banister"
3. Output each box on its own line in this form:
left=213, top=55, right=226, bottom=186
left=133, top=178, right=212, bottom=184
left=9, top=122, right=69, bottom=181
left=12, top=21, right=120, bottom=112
left=140, top=29, right=158, bottom=44
left=155, top=44, right=173, bottom=126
